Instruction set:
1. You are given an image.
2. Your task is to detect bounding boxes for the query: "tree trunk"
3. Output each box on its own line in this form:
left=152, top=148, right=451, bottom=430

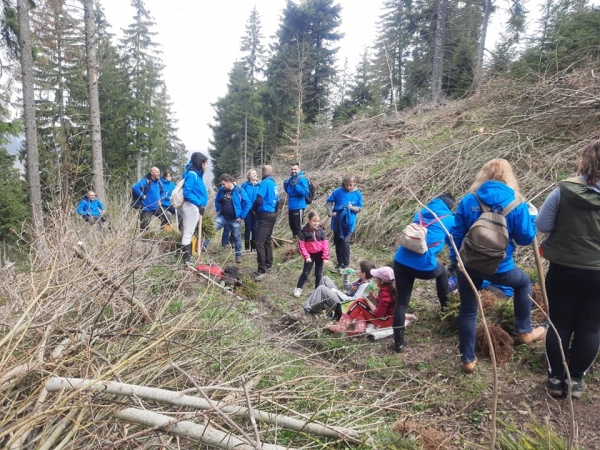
left=17, top=0, right=45, bottom=254
left=431, top=0, right=448, bottom=104
left=83, top=0, right=106, bottom=203
left=473, top=0, right=492, bottom=91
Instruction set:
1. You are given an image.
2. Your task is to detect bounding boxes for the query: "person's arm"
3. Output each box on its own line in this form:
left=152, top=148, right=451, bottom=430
left=298, top=238, right=310, bottom=260
left=252, top=195, right=264, bottom=212
left=348, top=191, right=363, bottom=213
left=214, top=189, right=222, bottom=215
left=131, top=178, right=146, bottom=197
left=535, top=187, right=560, bottom=233
left=449, top=198, right=470, bottom=262
left=76, top=200, right=86, bottom=216
left=371, top=288, right=392, bottom=318
left=240, top=188, right=251, bottom=219
left=510, top=203, right=536, bottom=246
left=98, top=200, right=105, bottom=214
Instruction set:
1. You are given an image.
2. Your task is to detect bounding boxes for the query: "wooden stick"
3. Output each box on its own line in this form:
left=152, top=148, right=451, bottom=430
left=532, top=237, right=549, bottom=311
left=272, top=236, right=293, bottom=244
left=195, top=213, right=203, bottom=265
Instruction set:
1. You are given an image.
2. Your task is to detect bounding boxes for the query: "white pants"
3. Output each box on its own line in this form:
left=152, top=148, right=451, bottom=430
left=181, top=201, right=200, bottom=245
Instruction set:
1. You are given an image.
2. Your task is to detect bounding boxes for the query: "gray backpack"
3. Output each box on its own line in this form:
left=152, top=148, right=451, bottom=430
left=459, top=194, right=520, bottom=275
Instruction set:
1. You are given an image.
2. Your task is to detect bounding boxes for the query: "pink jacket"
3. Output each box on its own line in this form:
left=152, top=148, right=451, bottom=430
left=298, top=226, right=330, bottom=260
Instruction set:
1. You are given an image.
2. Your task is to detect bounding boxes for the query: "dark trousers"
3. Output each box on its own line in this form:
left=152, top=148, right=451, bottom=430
left=392, top=260, right=448, bottom=345
left=457, top=266, right=533, bottom=363
left=288, top=209, right=304, bottom=238
left=255, top=212, right=277, bottom=274
left=297, top=252, right=324, bottom=289
left=545, top=262, right=600, bottom=380
left=333, top=232, right=351, bottom=267
left=244, top=212, right=258, bottom=241
left=140, top=208, right=168, bottom=231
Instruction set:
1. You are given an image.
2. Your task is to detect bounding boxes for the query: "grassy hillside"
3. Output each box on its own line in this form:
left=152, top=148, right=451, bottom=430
left=1, top=65, right=599, bottom=449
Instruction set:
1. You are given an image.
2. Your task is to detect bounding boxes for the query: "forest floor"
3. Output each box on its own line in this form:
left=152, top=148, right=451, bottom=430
left=207, top=231, right=600, bottom=449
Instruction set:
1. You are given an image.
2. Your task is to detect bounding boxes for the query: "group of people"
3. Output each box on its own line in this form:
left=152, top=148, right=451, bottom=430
left=295, top=144, right=600, bottom=400
left=76, top=142, right=600, bottom=400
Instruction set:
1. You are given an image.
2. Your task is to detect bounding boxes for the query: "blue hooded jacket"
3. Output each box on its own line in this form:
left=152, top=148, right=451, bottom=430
left=215, top=184, right=251, bottom=220
left=450, top=180, right=536, bottom=273
left=161, top=177, right=176, bottom=208
left=327, top=186, right=363, bottom=234
left=255, top=175, right=279, bottom=213
left=284, top=171, right=310, bottom=210
left=182, top=161, right=208, bottom=208
left=132, top=175, right=165, bottom=212
left=394, top=198, right=455, bottom=271
left=241, top=180, right=261, bottom=205
left=76, top=196, right=105, bottom=217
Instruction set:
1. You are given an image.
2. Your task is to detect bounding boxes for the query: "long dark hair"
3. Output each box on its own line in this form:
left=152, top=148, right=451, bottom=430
left=191, top=152, right=209, bottom=173
left=379, top=279, right=397, bottom=301
left=579, top=140, right=600, bottom=186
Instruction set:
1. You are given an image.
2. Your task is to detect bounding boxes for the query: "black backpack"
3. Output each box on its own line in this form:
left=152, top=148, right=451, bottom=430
left=222, top=266, right=242, bottom=287
left=295, top=175, right=316, bottom=205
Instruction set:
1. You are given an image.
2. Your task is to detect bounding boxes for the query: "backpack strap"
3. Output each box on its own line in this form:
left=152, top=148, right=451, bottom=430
left=418, top=211, right=448, bottom=228
left=500, top=199, right=521, bottom=217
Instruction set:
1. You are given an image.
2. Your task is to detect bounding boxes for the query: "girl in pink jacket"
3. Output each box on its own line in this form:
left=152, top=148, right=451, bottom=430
left=294, top=212, right=330, bottom=297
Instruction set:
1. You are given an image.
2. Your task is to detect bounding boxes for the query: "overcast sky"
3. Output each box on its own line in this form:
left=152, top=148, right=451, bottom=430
left=96, top=0, right=539, bottom=158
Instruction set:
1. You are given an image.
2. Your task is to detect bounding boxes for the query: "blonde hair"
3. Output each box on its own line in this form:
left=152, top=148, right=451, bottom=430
left=469, top=158, right=524, bottom=201
left=246, top=169, right=257, bottom=181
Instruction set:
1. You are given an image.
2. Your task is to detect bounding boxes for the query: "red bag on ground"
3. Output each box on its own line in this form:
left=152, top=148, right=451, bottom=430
left=195, top=264, right=224, bottom=281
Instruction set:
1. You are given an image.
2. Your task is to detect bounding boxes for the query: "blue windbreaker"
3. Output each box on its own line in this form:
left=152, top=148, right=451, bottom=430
left=132, top=176, right=165, bottom=212
left=255, top=176, right=279, bottom=213
left=76, top=196, right=105, bottom=217
left=283, top=171, right=310, bottom=210
left=449, top=180, right=536, bottom=273
left=182, top=161, right=208, bottom=208
left=394, top=198, right=455, bottom=271
left=242, top=180, right=261, bottom=205
left=215, top=184, right=251, bottom=220
left=327, top=186, right=363, bottom=234
left=161, top=177, right=176, bottom=208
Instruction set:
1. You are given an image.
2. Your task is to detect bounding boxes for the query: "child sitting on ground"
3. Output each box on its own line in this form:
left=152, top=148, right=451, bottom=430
left=326, top=266, right=396, bottom=336
left=293, top=212, right=330, bottom=297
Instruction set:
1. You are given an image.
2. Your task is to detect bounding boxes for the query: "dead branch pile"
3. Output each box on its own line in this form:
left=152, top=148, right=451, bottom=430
left=0, top=205, right=372, bottom=449
left=285, top=64, right=600, bottom=255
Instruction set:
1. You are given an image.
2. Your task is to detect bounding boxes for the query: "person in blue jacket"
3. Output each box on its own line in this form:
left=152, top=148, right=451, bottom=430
left=132, top=166, right=166, bottom=231
left=283, top=162, right=310, bottom=239
left=241, top=169, right=261, bottom=251
left=326, top=174, right=363, bottom=269
left=76, top=191, right=105, bottom=227
left=161, top=170, right=182, bottom=231
left=449, top=158, right=546, bottom=373
left=252, top=165, right=280, bottom=281
left=181, top=152, right=209, bottom=263
left=392, top=193, right=456, bottom=353
left=203, top=173, right=251, bottom=264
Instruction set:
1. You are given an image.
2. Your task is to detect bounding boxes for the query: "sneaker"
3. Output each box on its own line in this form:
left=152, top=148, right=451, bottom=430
left=547, top=376, right=564, bottom=397
left=254, top=272, right=267, bottom=281
left=566, top=378, right=587, bottom=399
left=460, top=358, right=478, bottom=374
left=236, top=257, right=242, bottom=264
left=518, top=326, right=547, bottom=344
left=293, top=288, right=303, bottom=298
left=265, top=267, right=272, bottom=273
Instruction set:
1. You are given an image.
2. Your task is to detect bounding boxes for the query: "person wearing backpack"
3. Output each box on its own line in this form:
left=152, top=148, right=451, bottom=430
left=391, top=193, right=456, bottom=353
left=449, top=158, right=545, bottom=373
left=241, top=169, right=261, bottom=251
left=180, top=153, right=209, bottom=264
left=326, top=174, right=363, bottom=270
left=203, top=173, right=251, bottom=264
left=131, top=167, right=167, bottom=231
left=283, top=162, right=310, bottom=239
left=536, top=140, right=600, bottom=399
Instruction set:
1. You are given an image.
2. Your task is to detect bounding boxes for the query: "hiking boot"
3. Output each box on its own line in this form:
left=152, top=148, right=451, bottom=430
left=566, top=378, right=587, bottom=399
left=293, top=288, right=303, bottom=298
left=460, top=358, right=478, bottom=374
left=265, top=267, right=272, bottom=273
left=346, top=320, right=367, bottom=336
left=236, top=256, right=242, bottom=264
left=547, top=376, right=564, bottom=398
left=181, top=244, right=192, bottom=264
left=518, top=326, right=547, bottom=344
left=325, top=314, right=352, bottom=333
left=254, top=272, right=267, bottom=281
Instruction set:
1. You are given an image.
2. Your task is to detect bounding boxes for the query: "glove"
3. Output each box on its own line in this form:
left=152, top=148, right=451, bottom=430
left=198, top=205, right=206, bottom=216
left=447, top=261, right=458, bottom=276
left=527, top=202, right=538, bottom=217
left=348, top=202, right=361, bottom=213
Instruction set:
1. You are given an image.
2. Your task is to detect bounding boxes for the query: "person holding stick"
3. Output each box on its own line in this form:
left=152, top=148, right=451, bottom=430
left=181, top=152, right=209, bottom=264
left=536, top=140, right=600, bottom=399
